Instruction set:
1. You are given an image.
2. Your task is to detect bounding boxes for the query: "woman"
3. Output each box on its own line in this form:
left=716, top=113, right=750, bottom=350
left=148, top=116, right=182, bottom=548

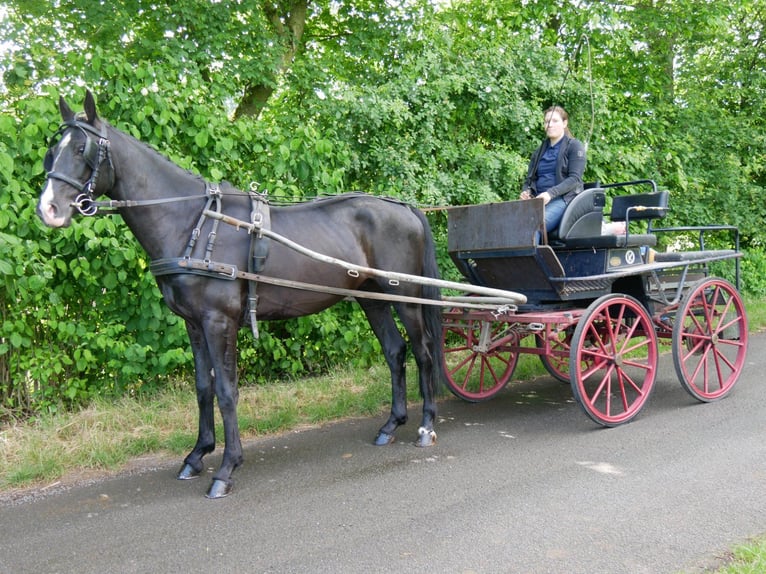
left=520, top=106, right=587, bottom=234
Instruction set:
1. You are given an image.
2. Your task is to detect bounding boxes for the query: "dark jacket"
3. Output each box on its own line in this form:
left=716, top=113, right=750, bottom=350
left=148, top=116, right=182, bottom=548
left=522, top=135, right=587, bottom=203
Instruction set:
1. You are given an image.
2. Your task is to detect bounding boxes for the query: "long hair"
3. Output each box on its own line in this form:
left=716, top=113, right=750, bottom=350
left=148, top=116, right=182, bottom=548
left=544, top=106, right=574, bottom=138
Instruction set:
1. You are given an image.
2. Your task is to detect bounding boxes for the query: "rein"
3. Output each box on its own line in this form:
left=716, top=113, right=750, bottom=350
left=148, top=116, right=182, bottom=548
left=79, top=193, right=208, bottom=212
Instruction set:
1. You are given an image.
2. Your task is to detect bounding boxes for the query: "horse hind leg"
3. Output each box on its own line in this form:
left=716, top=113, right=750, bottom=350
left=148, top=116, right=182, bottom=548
left=359, top=301, right=410, bottom=446
left=396, top=302, right=439, bottom=447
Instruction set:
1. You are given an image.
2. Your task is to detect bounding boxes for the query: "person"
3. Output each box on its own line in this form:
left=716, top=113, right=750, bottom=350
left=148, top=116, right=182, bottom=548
left=520, top=106, right=587, bottom=234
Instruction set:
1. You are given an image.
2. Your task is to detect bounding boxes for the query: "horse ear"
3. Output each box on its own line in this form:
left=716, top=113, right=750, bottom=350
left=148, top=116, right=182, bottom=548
left=83, top=90, right=98, bottom=124
left=59, top=96, right=74, bottom=122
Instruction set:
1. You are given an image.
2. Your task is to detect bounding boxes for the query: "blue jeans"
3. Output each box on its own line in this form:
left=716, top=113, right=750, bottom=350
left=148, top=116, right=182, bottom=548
left=544, top=196, right=567, bottom=233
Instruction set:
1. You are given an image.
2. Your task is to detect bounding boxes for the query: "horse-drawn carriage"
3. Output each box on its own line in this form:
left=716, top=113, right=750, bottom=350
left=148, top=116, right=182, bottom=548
left=38, top=92, right=748, bottom=497
left=442, top=180, right=747, bottom=426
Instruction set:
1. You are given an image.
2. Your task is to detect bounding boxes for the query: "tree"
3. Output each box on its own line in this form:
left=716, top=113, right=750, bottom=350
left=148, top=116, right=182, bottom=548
left=1, top=0, right=764, bottom=417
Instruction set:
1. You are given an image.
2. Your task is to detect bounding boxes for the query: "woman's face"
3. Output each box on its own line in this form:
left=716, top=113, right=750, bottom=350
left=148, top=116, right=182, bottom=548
left=544, top=111, right=567, bottom=141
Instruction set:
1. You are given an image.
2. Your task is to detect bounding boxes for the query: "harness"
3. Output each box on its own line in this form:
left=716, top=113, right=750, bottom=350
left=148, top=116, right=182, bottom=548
left=44, top=119, right=271, bottom=339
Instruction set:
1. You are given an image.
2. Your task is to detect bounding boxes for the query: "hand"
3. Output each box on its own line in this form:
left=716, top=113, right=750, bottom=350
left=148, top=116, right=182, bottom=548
left=538, top=192, right=552, bottom=205
left=520, top=190, right=531, bottom=200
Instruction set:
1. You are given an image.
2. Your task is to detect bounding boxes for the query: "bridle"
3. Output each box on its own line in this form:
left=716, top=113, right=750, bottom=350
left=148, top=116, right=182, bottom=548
left=44, top=117, right=114, bottom=216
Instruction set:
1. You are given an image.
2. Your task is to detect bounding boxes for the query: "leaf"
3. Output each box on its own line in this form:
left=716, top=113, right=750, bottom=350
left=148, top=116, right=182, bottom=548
left=194, top=130, right=209, bottom=148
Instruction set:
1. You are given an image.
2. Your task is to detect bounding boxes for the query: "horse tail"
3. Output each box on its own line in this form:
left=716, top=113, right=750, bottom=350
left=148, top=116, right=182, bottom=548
left=411, top=206, right=446, bottom=394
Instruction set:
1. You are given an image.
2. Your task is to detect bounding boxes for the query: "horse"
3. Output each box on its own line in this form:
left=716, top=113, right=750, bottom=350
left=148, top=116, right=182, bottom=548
left=37, top=91, right=444, bottom=498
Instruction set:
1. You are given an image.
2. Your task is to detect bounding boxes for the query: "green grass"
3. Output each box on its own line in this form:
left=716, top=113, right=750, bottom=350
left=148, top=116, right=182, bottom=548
left=678, top=536, right=766, bottom=574
left=715, top=537, right=766, bottom=573
left=745, top=295, right=766, bottom=332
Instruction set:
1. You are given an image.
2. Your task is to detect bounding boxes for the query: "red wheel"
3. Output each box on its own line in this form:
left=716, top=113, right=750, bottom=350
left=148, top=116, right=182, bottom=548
left=536, top=326, right=575, bottom=383
left=672, top=277, right=748, bottom=401
left=570, top=294, right=658, bottom=426
left=442, top=315, right=518, bottom=402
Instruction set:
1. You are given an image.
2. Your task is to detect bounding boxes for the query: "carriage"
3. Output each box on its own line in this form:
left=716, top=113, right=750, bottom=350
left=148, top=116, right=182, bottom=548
left=442, top=179, right=748, bottom=426
left=39, top=92, right=748, bottom=497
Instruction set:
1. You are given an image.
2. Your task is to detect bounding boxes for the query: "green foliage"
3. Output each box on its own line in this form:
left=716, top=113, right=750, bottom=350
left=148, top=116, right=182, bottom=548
left=739, top=249, right=766, bottom=298
left=1, top=0, right=764, bottom=419
left=238, top=301, right=382, bottom=384
left=0, top=94, right=193, bottom=416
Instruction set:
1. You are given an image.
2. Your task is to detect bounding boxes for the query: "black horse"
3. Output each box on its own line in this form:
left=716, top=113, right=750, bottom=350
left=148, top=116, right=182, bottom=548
left=38, top=91, right=444, bottom=498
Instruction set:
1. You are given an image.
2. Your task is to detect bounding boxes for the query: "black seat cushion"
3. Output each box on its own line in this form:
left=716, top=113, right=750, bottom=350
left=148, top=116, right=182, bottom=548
left=550, top=187, right=606, bottom=242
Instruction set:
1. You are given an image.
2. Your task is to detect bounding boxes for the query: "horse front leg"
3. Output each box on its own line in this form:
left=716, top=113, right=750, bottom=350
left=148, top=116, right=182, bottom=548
left=177, top=321, right=217, bottom=481
left=204, top=316, right=244, bottom=499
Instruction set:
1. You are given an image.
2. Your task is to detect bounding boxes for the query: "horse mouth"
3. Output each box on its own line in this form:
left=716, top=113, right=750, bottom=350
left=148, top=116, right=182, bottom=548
left=38, top=182, right=71, bottom=228
left=37, top=203, right=71, bottom=227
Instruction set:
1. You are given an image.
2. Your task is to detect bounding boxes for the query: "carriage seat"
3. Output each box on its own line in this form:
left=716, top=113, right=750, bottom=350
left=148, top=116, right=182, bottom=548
left=547, top=184, right=605, bottom=245
left=552, top=190, right=669, bottom=249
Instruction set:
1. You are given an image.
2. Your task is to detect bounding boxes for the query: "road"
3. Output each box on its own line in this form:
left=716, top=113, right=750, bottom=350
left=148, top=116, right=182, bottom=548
left=1, top=334, right=765, bottom=574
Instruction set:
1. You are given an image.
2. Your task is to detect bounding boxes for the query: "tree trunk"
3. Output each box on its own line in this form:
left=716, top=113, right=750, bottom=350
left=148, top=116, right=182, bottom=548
left=234, top=0, right=309, bottom=119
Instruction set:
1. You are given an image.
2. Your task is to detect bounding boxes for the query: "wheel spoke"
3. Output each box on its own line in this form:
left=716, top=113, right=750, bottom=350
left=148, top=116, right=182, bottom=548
left=447, top=351, right=475, bottom=376
left=579, top=349, right=609, bottom=378
left=620, top=335, right=652, bottom=357
left=584, top=365, right=614, bottom=408
left=711, top=346, right=728, bottom=393
left=611, top=304, right=628, bottom=348
left=681, top=331, right=707, bottom=357
left=482, top=355, right=507, bottom=386
left=687, top=344, right=711, bottom=383
left=617, top=367, right=646, bottom=398
left=712, top=344, right=737, bottom=373
left=458, top=355, right=478, bottom=390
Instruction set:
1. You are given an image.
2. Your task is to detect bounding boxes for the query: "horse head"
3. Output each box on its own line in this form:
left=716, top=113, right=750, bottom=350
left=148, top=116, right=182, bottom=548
left=38, top=90, right=114, bottom=227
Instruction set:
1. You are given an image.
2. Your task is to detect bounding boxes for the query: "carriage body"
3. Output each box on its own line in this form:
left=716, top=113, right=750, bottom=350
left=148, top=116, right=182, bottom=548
left=442, top=180, right=748, bottom=426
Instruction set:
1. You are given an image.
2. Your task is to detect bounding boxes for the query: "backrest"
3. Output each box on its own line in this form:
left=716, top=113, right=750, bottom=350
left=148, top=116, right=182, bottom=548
left=555, top=186, right=606, bottom=240
left=610, top=191, right=669, bottom=222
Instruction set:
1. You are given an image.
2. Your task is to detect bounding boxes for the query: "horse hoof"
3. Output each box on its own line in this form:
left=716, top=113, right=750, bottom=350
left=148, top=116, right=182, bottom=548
left=177, top=463, right=201, bottom=480
left=206, top=479, right=233, bottom=499
left=415, top=427, right=437, bottom=447
left=373, top=431, right=396, bottom=446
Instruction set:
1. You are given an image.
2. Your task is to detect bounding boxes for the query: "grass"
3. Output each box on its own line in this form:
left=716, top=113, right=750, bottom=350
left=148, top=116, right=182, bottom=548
left=0, top=364, right=402, bottom=492
left=1, top=295, right=764, bottom=572
left=713, top=537, right=766, bottom=573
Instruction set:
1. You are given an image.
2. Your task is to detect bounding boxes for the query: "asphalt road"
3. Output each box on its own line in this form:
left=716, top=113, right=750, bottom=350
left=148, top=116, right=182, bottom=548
left=2, top=334, right=765, bottom=574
